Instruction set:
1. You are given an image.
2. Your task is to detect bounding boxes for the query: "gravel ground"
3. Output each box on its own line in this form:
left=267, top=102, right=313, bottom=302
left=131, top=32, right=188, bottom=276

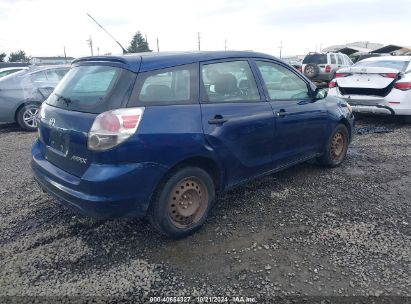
left=0, top=115, right=410, bottom=304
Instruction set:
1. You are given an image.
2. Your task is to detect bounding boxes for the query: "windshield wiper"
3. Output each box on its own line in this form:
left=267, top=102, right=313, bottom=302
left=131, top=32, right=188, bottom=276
left=55, top=93, right=75, bottom=107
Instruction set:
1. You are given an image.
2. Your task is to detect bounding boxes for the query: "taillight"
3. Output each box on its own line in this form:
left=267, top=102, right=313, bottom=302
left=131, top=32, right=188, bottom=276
left=325, top=65, right=331, bottom=73
left=394, top=82, right=411, bottom=91
left=88, top=107, right=145, bottom=151
left=335, top=73, right=351, bottom=78
left=380, top=73, right=398, bottom=78
left=329, top=80, right=338, bottom=88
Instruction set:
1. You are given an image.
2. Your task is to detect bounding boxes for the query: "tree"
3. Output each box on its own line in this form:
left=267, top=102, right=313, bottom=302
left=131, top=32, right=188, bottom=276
left=8, top=50, right=31, bottom=63
left=127, top=31, right=151, bottom=53
left=0, top=52, right=6, bottom=62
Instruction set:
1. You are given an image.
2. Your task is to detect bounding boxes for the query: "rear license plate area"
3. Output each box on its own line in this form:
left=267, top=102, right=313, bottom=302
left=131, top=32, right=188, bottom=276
left=48, top=130, right=69, bottom=156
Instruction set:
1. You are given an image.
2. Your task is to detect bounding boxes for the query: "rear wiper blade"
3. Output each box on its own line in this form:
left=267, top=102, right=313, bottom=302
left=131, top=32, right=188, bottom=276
left=55, top=93, right=75, bottom=107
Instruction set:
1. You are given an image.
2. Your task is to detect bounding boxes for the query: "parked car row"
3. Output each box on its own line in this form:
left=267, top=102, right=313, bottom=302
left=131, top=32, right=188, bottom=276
left=6, top=50, right=407, bottom=238
left=31, top=51, right=354, bottom=238
left=0, top=66, right=29, bottom=78
left=0, top=65, right=69, bottom=130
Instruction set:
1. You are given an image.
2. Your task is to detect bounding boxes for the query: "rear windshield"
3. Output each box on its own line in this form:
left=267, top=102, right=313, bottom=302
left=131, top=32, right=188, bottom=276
left=302, top=54, right=327, bottom=64
left=353, top=60, right=409, bottom=71
left=46, top=65, right=136, bottom=114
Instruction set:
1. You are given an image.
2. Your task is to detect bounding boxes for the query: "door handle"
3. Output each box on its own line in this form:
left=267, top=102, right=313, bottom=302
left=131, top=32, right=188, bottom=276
left=276, top=109, right=287, bottom=117
left=208, top=115, right=228, bottom=125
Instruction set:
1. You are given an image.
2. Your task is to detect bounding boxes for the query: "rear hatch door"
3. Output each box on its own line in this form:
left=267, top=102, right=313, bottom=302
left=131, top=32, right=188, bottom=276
left=337, top=67, right=399, bottom=89
left=38, top=104, right=95, bottom=177
left=38, top=64, right=137, bottom=177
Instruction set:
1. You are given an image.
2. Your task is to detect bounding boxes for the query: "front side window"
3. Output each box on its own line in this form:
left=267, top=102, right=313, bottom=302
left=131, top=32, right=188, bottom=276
left=337, top=55, right=343, bottom=65
left=256, top=61, right=310, bottom=100
left=201, top=61, right=260, bottom=102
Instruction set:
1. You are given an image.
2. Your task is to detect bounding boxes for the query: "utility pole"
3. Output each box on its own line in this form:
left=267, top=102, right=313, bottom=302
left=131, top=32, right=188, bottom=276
left=224, top=38, right=227, bottom=51
left=63, top=46, right=67, bottom=63
left=197, top=32, right=201, bottom=51
left=156, top=38, right=160, bottom=52
left=279, top=41, right=283, bottom=59
left=86, top=36, right=94, bottom=56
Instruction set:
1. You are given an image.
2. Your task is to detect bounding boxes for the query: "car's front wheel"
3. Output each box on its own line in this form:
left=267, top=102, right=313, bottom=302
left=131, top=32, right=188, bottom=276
left=16, top=103, right=40, bottom=131
left=317, top=124, right=349, bottom=167
left=147, top=167, right=215, bottom=238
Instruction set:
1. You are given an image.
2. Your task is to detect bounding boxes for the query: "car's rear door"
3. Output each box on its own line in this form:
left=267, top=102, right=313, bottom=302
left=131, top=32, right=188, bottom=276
left=200, top=59, right=275, bottom=186
left=254, top=60, right=328, bottom=166
left=38, top=65, right=136, bottom=177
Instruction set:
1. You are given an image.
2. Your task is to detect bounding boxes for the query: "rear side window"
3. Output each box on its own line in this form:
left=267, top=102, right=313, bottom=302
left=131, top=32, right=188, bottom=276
left=31, top=71, right=47, bottom=82
left=46, top=65, right=136, bottom=114
left=201, top=60, right=260, bottom=102
left=46, top=68, right=69, bottom=82
left=302, top=54, right=327, bottom=64
left=330, top=54, right=336, bottom=64
left=130, top=63, right=198, bottom=106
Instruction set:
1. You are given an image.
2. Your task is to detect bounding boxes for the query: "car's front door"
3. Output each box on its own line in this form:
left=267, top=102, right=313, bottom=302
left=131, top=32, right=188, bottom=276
left=200, top=60, right=275, bottom=187
left=254, top=60, right=328, bottom=166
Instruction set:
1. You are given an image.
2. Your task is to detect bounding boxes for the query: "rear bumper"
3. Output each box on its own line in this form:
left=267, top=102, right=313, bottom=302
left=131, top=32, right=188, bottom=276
left=328, top=88, right=411, bottom=116
left=31, top=140, right=168, bottom=218
left=351, top=105, right=394, bottom=115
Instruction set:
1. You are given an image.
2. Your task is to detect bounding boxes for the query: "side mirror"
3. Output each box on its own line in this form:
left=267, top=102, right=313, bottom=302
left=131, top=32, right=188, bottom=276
left=315, top=88, right=328, bottom=99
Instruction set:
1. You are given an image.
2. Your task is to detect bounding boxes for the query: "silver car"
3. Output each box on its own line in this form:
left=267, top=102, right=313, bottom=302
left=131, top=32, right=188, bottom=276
left=302, top=52, right=353, bottom=86
left=0, top=65, right=69, bottom=131
left=0, top=67, right=29, bottom=78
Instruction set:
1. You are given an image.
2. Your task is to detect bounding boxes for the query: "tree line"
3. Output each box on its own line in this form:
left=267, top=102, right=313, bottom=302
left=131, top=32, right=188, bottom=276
left=0, top=31, right=152, bottom=63
left=0, top=50, right=30, bottom=63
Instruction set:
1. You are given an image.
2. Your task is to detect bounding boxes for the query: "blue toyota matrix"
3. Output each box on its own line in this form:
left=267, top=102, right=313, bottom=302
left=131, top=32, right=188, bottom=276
left=31, top=51, right=354, bottom=238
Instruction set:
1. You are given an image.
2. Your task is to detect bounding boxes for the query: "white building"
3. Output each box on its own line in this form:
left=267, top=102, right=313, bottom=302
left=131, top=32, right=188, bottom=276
left=30, top=56, right=75, bottom=65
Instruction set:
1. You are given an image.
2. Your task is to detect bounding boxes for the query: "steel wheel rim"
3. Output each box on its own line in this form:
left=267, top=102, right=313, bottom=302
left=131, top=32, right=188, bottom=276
left=167, top=176, right=208, bottom=229
left=330, top=131, right=346, bottom=161
left=23, top=107, right=39, bottom=128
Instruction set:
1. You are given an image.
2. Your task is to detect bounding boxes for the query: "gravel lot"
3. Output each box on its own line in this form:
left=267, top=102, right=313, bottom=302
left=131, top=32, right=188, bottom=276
left=0, top=116, right=410, bottom=303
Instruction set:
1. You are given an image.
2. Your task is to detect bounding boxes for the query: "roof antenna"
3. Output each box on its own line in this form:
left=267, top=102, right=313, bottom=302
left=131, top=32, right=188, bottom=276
left=87, top=13, right=128, bottom=54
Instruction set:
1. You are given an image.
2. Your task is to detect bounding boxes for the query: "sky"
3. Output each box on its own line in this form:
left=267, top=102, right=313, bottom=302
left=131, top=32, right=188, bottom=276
left=0, top=0, right=410, bottom=59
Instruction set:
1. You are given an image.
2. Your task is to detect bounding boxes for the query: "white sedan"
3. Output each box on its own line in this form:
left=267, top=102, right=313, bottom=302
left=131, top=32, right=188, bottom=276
left=328, top=56, right=411, bottom=118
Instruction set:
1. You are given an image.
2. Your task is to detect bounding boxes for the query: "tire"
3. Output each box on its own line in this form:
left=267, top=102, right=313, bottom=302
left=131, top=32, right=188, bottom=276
left=317, top=124, right=349, bottom=167
left=304, top=63, right=319, bottom=79
left=147, top=167, right=215, bottom=238
left=402, top=115, right=411, bottom=124
left=16, top=103, right=40, bottom=131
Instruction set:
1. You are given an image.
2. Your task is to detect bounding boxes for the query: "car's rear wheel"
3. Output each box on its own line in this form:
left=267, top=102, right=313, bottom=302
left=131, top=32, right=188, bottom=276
left=147, top=167, right=215, bottom=238
left=317, top=124, right=349, bottom=167
left=16, top=103, right=39, bottom=131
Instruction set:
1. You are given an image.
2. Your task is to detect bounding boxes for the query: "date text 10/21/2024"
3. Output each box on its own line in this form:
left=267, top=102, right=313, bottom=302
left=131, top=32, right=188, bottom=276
left=149, top=296, right=257, bottom=303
